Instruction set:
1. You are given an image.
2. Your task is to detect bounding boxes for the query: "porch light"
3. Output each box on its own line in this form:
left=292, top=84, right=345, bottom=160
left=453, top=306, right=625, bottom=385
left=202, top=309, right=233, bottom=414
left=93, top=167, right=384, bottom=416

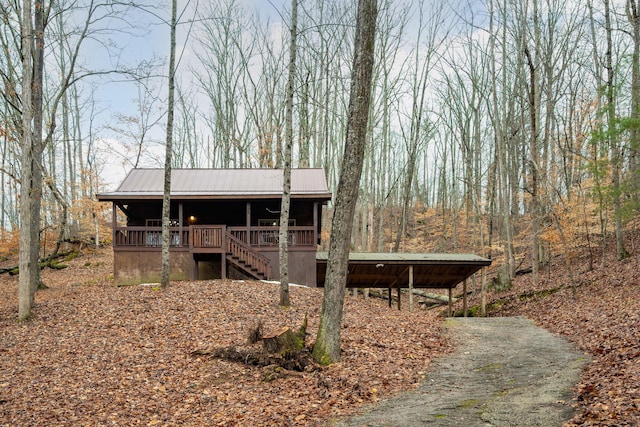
left=188, top=215, right=197, bottom=224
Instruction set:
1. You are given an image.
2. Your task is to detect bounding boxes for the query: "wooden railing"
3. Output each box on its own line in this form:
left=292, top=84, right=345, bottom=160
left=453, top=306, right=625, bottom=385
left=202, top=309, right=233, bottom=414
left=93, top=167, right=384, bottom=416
left=113, top=225, right=316, bottom=252
left=226, top=232, right=272, bottom=279
left=114, top=226, right=188, bottom=248
left=228, top=226, right=316, bottom=248
left=191, top=225, right=225, bottom=249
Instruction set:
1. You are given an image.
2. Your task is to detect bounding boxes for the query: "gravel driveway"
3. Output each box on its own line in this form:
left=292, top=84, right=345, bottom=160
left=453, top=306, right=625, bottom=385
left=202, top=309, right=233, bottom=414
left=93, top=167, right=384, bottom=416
left=335, top=317, right=590, bottom=427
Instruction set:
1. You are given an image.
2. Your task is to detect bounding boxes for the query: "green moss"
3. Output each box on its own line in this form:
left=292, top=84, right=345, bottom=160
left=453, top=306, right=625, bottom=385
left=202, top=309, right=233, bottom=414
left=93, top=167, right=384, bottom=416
left=47, top=262, right=68, bottom=270
left=313, top=352, right=332, bottom=366
left=433, top=414, right=447, bottom=419
left=453, top=299, right=506, bottom=317
left=64, top=251, right=79, bottom=262
left=475, top=363, right=502, bottom=372
left=458, top=399, right=479, bottom=408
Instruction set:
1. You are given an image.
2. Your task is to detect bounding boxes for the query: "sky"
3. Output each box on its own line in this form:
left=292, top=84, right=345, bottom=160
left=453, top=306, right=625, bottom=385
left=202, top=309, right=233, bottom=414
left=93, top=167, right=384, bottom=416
left=84, top=0, right=502, bottom=190
left=88, top=0, right=292, bottom=189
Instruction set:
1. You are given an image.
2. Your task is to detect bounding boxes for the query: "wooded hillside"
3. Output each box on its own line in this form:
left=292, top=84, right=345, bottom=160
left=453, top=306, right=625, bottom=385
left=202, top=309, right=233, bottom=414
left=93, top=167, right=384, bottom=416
left=1, top=221, right=639, bottom=425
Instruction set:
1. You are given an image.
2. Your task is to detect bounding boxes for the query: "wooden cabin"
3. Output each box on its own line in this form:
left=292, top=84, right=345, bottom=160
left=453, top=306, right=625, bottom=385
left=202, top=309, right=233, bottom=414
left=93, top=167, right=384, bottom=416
left=97, top=168, right=332, bottom=286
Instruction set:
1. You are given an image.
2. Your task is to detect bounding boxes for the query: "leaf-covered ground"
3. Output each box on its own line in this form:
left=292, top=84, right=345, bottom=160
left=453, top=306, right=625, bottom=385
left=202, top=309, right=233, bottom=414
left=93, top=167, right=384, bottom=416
left=0, top=248, right=449, bottom=426
left=2, top=240, right=640, bottom=426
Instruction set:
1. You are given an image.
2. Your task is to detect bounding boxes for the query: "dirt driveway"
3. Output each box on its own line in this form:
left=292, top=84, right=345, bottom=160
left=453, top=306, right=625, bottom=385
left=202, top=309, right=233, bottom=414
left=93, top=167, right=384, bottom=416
left=335, top=317, right=590, bottom=427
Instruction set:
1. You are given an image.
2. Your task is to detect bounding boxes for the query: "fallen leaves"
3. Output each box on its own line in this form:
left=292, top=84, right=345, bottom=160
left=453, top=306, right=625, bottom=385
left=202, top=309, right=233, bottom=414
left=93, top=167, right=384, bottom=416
left=0, top=248, right=450, bottom=426
left=4, top=233, right=637, bottom=426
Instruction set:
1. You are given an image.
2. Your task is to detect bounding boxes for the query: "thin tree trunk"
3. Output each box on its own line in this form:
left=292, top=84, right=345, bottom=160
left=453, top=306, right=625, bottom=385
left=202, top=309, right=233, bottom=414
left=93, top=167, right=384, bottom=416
left=161, top=0, right=178, bottom=288
left=31, top=0, right=45, bottom=290
left=628, top=0, right=640, bottom=180
left=279, top=0, right=297, bottom=307
left=18, top=0, right=35, bottom=321
left=604, top=0, right=629, bottom=260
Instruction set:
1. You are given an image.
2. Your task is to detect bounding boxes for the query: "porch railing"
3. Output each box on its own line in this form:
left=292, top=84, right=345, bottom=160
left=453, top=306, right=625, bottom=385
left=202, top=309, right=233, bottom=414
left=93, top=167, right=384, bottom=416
left=228, top=226, right=316, bottom=248
left=226, top=232, right=272, bottom=279
left=114, top=226, right=188, bottom=248
left=191, top=225, right=225, bottom=249
left=113, top=225, right=316, bottom=250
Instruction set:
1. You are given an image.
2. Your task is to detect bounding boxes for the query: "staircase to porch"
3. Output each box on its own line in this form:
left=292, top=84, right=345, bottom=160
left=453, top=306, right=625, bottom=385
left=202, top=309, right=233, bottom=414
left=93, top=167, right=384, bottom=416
left=225, top=232, right=272, bottom=281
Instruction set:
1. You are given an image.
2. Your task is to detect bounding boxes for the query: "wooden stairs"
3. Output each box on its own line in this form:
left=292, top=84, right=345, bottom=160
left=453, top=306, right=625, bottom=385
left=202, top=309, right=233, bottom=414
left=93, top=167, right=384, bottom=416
left=225, top=232, right=272, bottom=281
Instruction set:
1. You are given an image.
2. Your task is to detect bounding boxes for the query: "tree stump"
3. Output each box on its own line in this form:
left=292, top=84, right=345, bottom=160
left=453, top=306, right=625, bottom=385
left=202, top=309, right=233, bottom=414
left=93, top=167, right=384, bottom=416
left=263, top=327, right=302, bottom=354
left=262, top=316, right=307, bottom=354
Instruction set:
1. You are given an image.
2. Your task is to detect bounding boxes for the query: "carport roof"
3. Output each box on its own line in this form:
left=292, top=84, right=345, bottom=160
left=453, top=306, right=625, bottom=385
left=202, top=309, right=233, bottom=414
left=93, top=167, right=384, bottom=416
left=316, top=252, right=491, bottom=289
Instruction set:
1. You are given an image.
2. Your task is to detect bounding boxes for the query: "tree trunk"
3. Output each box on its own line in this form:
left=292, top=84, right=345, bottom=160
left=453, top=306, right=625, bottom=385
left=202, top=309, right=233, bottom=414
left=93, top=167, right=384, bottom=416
left=161, top=0, right=178, bottom=288
left=18, top=0, right=35, bottom=321
left=628, top=0, right=640, bottom=181
left=312, top=0, right=377, bottom=366
left=604, top=0, right=629, bottom=260
left=279, top=0, right=298, bottom=307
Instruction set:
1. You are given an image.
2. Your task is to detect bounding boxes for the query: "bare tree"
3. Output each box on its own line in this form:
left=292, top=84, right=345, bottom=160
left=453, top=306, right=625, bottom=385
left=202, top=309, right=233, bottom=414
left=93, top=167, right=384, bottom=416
left=18, top=0, right=36, bottom=321
left=312, top=0, right=377, bottom=365
left=394, top=0, right=446, bottom=252
left=627, top=0, right=640, bottom=183
left=279, top=0, right=298, bottom=307
left=161, top=0, right=178, bottom=288
left=604, top=0, right=629, bottom=259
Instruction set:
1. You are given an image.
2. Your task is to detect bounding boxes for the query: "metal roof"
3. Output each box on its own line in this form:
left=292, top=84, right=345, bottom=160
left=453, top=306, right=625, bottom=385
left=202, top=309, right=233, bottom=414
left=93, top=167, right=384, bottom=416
left=97, top=168, right=332, bottom=201
left=316, top=252, right=492, bottom=289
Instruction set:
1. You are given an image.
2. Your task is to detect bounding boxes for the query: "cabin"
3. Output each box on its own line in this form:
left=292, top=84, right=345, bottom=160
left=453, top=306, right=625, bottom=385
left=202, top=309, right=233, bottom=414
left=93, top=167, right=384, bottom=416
left=97, top=168, right=332, bottom=286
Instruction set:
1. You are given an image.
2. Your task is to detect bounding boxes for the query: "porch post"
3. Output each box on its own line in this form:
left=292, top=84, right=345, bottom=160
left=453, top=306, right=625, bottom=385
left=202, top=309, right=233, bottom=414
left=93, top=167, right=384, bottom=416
left=246, top=202, right=251, bottom=244
left=463, top=278, right=468, bottom=317
left=313, top=202, right=318, bottom=244
left=178, top=202, right=183, bottom=247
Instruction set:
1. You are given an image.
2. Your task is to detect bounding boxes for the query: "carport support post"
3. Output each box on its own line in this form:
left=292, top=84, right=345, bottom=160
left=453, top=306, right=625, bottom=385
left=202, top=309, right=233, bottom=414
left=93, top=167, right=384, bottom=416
left=463, top=278, right=468, bottom=317
left=388, top=288, right=392, bottom=307
left=447, top=288, right=452, bottom=317
left=408, top=265, right=414, bottom=313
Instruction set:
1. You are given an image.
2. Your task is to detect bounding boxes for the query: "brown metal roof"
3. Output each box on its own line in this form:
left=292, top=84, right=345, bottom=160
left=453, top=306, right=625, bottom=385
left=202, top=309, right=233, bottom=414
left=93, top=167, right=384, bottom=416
left=316, top=252, right=492, bottom=289
left=96, top=168, right=332, bottom=201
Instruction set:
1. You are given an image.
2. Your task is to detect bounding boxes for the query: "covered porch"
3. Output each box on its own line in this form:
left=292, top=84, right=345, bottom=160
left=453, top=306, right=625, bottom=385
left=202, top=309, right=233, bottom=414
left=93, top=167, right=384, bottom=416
left=97, top=168, right=332, bottom=286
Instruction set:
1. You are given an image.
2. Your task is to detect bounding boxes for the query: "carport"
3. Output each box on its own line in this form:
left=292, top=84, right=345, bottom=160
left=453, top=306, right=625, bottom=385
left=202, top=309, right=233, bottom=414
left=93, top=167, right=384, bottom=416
left=316, top=252, right=492, bottom=316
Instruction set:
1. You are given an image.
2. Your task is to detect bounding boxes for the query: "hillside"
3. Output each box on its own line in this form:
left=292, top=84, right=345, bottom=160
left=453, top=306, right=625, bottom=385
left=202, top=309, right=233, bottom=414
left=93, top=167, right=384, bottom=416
left=1, top=237, right=639, bottom=426
left=0, top=248, right=449, bottom=426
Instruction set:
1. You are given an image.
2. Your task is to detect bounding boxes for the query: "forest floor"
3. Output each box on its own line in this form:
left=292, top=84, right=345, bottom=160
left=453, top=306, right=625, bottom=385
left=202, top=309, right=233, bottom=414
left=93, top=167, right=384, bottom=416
left=0, top=247, right=450, bottom=426
left=1, top=239, right=639, bottom=426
